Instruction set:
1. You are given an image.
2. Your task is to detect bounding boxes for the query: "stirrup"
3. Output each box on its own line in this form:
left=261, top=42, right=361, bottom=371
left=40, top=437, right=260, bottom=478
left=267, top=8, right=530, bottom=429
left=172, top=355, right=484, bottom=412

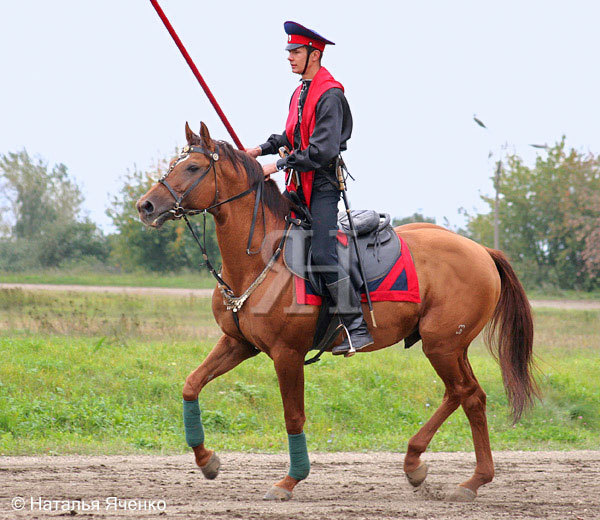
left=332, top=325, right=374, bottom=357
left=330, top=324, right=355, bottom=357
left=343, top=325, right=357, bottom=358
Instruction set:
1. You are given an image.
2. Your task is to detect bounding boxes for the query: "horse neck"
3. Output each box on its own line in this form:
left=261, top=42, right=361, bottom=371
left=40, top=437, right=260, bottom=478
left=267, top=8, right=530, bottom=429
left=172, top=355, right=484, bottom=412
left=213, top=187, right=286, bottom=293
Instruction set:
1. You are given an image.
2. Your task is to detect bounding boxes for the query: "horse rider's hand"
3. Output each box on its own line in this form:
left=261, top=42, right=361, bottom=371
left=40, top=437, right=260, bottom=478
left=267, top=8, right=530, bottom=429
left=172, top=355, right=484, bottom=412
left=263, top=163, right=278, bottom=180
left=245, top=146, right=262, bottom=158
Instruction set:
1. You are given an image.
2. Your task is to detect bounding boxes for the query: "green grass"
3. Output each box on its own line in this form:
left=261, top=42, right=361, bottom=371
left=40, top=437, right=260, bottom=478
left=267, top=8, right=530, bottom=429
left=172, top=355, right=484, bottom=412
left=0, top=288, right=218, bottom=340
left=2, top=268, right=599, bottom=300
left=0, top=268, right=216, bottom=289
left=0, top=288, right=598, bottom=455
left=527, top=288, right=600, bottom=300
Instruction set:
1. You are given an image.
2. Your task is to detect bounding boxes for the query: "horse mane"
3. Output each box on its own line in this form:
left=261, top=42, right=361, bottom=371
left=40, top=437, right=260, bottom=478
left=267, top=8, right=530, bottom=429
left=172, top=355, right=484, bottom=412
left=214, top=140, right=293, bottom=220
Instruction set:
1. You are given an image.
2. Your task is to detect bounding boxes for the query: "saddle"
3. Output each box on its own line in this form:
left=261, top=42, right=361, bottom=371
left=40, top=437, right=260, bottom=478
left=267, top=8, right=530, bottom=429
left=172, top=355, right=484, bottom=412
left=284, top=209, right=401, bottom=364
left=284, top=209, right=401, bottom=296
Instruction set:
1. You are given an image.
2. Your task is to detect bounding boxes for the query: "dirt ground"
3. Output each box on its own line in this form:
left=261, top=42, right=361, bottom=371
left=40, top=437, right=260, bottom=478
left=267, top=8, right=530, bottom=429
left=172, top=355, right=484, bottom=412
left=2, top=283, right=600, bottom=310
left=1, top=451, right=598, bottom=519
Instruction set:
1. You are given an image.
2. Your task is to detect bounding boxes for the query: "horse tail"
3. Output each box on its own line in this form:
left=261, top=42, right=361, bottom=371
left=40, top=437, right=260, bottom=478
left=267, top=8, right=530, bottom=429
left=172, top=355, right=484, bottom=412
left=484, top=248, right=538, bottom=422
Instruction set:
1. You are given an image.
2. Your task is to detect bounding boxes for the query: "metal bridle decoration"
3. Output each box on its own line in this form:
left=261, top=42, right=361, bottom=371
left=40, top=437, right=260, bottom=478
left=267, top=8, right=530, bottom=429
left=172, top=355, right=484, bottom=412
left=157, top=145, right=292, bottom=326
left=158, top=144, right=220, bottom=219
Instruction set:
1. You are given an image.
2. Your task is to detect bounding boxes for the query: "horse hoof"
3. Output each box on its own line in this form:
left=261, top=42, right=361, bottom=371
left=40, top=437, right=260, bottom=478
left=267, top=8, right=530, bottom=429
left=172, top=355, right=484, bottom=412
left=406, top=462, right=428, bottom=487
left=447, top=485, right=477, bottom=502
left=263, top=485, right=293, bottom=501
left=199, top=452, right=221, bottom=480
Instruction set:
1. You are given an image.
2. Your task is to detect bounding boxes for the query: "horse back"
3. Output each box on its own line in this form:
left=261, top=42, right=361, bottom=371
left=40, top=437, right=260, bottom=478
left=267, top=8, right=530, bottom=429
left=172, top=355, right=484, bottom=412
left=396, top=225, right=501, bottom=312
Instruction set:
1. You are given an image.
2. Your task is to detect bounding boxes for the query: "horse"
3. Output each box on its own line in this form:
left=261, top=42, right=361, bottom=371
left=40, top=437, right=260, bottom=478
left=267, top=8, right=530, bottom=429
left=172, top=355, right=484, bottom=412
left=136, top=122, right=537, bottom=502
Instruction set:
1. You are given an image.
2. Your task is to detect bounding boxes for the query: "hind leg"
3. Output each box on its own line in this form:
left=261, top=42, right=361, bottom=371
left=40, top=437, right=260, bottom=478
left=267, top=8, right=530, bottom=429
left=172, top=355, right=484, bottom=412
left=403, top=349, right=465, bottom=484
left=447, top=355, right=494, bottom=500
left=404, top=345, right=494, bottom=500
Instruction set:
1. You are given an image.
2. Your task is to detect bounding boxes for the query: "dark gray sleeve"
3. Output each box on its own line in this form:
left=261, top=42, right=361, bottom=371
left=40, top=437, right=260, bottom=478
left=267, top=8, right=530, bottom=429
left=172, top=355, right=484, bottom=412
left=259, top=132, right=292, bottom=156
left=276, top=89, right=344, bottom=172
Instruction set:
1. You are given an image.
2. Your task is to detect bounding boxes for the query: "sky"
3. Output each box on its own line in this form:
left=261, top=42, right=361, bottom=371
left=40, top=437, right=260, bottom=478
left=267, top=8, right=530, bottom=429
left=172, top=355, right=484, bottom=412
left=1, top=1, right=600, bottom=232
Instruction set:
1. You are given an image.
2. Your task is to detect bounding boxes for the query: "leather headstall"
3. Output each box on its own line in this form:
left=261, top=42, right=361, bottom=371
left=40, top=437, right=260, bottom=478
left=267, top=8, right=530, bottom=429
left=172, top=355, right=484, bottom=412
left=159, top=144, right=220, bottom=219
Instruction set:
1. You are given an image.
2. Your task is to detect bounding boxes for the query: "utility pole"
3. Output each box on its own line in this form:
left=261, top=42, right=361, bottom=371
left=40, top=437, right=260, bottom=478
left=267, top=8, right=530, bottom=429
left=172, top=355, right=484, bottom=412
left=474, top=115, right=549, bottom=252
left=493, top=160, right=502, bottom=250
left=474, top=115, right=503, bottom=250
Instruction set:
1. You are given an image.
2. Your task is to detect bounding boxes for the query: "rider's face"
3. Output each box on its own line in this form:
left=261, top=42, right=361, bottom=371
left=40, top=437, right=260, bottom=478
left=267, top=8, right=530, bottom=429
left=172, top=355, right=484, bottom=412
left=287, top=47, right=307, bottom=74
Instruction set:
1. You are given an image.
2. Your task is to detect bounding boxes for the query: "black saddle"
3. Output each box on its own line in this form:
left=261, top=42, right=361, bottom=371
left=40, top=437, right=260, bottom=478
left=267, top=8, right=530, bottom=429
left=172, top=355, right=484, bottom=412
left=283, top=209, right=401, bottom=295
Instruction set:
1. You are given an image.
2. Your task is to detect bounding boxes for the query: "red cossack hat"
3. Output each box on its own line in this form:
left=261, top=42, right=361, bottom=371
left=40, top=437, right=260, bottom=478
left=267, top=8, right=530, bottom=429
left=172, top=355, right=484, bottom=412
left=284, top=21, right=335, bottom=52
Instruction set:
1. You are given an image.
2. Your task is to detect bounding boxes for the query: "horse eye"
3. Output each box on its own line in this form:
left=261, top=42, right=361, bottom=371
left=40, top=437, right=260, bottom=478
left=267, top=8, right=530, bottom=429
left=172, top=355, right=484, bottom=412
left=187, top=164, right=199, bottom=172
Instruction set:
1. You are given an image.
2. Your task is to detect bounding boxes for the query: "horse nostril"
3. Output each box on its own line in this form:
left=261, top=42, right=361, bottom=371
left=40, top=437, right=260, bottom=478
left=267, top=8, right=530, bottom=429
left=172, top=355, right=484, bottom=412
left=140, top=200, right=154, bottom=216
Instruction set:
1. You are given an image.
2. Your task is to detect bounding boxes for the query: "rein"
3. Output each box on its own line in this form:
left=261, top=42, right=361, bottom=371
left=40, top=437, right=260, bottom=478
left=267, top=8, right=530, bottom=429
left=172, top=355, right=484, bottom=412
left=158, top=144, right=266, bottom=255
left=158, top=144, right=291, bottom=335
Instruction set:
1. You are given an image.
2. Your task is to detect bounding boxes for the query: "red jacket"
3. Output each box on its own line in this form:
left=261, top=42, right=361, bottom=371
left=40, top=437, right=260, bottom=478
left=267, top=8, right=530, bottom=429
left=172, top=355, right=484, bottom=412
left=284, top=67, right=343, bottom=208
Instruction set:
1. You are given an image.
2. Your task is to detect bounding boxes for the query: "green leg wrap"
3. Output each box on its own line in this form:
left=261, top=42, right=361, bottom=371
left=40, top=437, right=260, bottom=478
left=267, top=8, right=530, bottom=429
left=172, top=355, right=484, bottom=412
left=183, top=399, right=204, bottom=448
left=287, top=432, right=310, bottom=480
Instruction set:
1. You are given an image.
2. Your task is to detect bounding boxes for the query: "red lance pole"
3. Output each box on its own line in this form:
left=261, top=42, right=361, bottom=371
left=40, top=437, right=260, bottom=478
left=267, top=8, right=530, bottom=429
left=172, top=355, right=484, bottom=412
left=149, top=0, right=245, bottom=151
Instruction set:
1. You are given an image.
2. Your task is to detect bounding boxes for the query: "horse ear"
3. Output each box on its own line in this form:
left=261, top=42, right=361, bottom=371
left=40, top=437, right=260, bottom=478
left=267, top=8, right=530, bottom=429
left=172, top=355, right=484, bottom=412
left=199, top=121, right=214, bottom=151
left=185, top=121, right=200, bottom=145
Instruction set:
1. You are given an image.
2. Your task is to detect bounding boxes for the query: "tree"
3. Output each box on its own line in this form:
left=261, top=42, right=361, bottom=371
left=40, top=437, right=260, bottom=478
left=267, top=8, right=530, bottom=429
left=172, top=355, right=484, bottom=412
left=0, top=150, right=82, bottom=239
left=462, top=139, right=600, bottom=290
left=457, top=209, right=494, bottom=247
left=565, top=175, right=600, bottom=280
left=106, top=158, right=220, bottom=272
left=36, top=220, right=109, bottom=267
left=392, top=212, right=436, bottom=227
left=0, top=150, right=108, bottom=269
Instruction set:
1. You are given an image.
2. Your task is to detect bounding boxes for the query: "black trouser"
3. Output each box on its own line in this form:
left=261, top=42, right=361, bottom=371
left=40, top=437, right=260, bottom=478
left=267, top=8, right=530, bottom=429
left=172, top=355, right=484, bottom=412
left=309, top=173, right=347, bottom=286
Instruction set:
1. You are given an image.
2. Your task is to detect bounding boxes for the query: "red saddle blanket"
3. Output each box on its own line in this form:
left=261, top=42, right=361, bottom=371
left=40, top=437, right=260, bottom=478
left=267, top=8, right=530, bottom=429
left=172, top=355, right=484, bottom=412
left=294, top=235, right=421, bottom=305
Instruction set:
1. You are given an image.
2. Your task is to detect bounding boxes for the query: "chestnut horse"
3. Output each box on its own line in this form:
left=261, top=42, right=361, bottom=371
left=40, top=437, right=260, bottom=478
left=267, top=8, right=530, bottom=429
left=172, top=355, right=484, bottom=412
left=137, top=122, right=536, bottom=502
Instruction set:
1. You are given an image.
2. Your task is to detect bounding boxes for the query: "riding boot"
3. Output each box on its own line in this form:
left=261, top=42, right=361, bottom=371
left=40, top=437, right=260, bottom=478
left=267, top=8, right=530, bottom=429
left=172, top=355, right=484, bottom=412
left=325, top=276, right=374, bottom=356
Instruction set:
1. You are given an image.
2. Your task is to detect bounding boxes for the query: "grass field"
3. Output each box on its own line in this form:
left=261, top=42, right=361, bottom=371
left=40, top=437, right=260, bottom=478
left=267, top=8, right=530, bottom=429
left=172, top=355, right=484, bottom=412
left=0, top=288, right=598, bottom=455
left=2, top=268, right=600, bottom=300
left=0, top=269, right=216, bottom=289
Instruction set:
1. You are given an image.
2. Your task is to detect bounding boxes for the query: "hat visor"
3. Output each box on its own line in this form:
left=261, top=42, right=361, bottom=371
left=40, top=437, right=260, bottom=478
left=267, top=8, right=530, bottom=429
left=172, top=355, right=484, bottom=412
left=285, top=43, right=305, bottom=51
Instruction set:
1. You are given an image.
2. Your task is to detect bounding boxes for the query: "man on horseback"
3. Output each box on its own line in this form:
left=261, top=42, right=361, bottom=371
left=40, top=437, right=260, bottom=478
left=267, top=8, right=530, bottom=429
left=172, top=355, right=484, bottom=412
left=246, top=21, right=373, bottom=355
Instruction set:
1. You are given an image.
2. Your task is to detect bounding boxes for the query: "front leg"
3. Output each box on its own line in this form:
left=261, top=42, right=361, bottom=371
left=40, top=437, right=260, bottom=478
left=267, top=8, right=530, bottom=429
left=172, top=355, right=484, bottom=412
left=264, top=347, right=309, bottom=501
left=182, top=334, right=258, bottom=477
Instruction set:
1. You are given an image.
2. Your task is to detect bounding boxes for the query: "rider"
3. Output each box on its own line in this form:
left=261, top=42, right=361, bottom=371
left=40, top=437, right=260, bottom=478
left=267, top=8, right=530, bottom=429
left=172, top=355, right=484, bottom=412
left=245, top=21, right=373, bottom=355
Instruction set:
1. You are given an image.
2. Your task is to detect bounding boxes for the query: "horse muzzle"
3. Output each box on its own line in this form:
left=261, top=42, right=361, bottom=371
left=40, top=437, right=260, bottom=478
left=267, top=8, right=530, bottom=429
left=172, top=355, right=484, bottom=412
left=136, top=196, right=173, bottom=228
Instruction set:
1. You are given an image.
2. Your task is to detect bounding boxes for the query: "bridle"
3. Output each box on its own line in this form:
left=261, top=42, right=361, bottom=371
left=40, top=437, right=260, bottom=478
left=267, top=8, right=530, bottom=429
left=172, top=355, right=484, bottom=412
left=156, top=143, right=292, bottom=337
left=158, top=143, right=266, bottom=255
left=158, top=144, right=221, bottom=220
